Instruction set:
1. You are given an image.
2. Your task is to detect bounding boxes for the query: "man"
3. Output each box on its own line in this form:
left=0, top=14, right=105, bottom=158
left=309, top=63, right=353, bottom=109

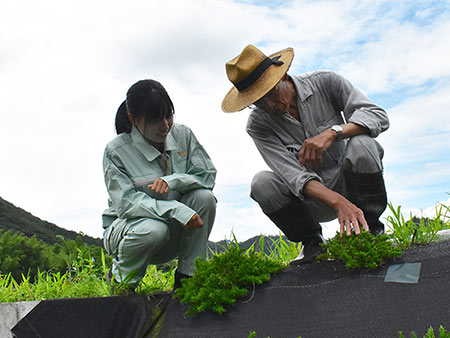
left=221, top=45, right=389, bottom=263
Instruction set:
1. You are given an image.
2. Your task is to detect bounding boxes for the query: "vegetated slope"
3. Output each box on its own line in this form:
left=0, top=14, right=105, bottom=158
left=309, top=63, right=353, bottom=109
left=0, top=195, right=286, bottom=251
left=0, top=196, right=102, bottom=246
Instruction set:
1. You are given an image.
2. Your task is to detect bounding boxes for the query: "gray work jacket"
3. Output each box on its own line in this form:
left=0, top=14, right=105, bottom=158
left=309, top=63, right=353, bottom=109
left=246, top=70, right=389, bottom=199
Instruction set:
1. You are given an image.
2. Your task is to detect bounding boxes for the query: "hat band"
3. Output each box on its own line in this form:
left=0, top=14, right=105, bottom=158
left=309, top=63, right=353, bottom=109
left=234, top=55, right=284, bottom=92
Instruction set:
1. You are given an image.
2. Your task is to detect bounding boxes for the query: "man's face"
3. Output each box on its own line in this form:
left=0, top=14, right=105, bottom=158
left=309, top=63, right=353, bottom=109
left=253, top=77, right=292, bottom=116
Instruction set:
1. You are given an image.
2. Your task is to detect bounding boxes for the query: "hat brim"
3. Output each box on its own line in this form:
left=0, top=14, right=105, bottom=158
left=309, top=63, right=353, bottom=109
left=221, top=47, right=294, bottom=113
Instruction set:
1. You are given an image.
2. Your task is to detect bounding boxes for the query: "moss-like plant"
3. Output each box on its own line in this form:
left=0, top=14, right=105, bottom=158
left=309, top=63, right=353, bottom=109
left=317, top=230, right=402, bottom=269
left=173, top=240, right=286, bottom=316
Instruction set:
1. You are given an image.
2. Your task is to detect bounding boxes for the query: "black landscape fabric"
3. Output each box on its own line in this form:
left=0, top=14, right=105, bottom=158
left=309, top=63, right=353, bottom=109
left=12, top=240, right=450, bottom=338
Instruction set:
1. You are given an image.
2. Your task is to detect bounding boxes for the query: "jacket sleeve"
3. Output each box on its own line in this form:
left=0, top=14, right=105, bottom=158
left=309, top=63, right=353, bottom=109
left=247, top=114, right=321, bottom=197
left=329, top=71, right=389, bottom=137
left=103, top=148, right=196, bottom=225
left=161, top=128, right=217, bottom=193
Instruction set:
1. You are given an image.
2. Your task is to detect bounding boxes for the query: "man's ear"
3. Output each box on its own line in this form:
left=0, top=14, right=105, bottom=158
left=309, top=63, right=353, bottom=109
left=128, top=113, right=135, bottom=125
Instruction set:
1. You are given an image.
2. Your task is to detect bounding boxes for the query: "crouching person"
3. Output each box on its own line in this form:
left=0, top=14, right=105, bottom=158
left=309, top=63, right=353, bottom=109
left=102, top=79, right=216, bottom=291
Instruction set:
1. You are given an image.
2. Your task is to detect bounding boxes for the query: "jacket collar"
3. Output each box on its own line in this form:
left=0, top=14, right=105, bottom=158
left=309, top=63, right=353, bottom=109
left=290, top=75, right=313, bottom=102
left=130, top=125, right=177, bottom=162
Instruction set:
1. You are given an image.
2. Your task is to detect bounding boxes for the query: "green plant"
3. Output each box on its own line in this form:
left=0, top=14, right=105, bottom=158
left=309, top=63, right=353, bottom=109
left=174, top=238, right=286, bottom=316
left=262, top=233, right=302, bottom=263
left=399, top=325, right=450, bottom=337
left=317, top=230, right=402, bottom=269
left=386, top=202, right=450, bottom=249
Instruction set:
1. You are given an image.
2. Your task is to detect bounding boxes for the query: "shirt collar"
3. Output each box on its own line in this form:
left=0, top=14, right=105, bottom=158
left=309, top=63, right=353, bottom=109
left=289, top=74, right=313, bottom=102
left=130, top=125, right=177, bottom=161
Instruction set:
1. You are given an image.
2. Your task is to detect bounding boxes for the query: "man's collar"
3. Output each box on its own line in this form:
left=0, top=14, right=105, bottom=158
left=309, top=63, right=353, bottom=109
left=289, top=75, right=313, bottom=102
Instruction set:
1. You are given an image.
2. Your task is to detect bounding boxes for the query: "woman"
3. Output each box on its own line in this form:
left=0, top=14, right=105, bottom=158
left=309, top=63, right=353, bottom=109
left=102, top=79, right=216, bottom=290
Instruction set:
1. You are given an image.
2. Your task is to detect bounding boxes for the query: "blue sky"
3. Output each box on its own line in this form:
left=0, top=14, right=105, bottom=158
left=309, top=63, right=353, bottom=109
left=0, top=0, right=449, bottom=241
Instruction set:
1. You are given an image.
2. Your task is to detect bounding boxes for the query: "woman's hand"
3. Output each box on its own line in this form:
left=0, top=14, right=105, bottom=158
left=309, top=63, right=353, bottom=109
left=148, top=178, right=170, bottom=194
left=184, top=213, right=204, bottom=230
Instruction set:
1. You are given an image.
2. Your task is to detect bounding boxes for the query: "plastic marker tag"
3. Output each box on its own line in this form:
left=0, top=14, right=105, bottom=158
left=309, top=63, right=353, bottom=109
left=384, top=263, right=422, bottom=284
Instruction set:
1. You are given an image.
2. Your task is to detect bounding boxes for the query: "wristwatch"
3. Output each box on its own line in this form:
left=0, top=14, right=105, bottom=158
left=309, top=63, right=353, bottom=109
left=331, top=125, right=343, bottom=142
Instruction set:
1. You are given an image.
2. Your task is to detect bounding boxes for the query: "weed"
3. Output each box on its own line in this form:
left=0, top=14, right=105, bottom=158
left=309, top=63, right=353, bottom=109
left=386, top=202, right=450, bottom=249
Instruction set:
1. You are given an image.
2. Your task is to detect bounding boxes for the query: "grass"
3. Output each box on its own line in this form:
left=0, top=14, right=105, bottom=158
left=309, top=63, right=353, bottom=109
left=0, top=234, right=299, bottom=303
left=1, top=200, right=449, bottom=305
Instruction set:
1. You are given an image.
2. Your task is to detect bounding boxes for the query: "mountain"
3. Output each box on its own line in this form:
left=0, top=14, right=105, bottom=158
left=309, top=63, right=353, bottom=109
left=0, top=196, right=289, bottom=254
left=0, top=196, right=102, bottom=246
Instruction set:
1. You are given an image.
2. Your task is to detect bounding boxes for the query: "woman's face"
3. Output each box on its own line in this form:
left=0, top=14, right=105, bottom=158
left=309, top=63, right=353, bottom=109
left=135, top=114, right=174, bottom=145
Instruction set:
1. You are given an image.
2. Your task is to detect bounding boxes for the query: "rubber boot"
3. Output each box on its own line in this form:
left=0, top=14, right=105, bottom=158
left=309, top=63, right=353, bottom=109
left=343, top=171, right=387, bottom=236
left=265, top=199, right=324, bottom=264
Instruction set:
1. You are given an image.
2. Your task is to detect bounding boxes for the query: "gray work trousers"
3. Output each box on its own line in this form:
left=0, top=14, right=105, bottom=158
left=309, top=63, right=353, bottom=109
left=103, top=188, right=216, bottom=284
left=250, top=135, right=384, bottom=221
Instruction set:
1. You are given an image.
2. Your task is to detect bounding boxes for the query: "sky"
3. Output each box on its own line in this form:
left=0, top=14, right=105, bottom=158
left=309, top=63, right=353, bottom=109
left=1, top=0, right=450, bottom=242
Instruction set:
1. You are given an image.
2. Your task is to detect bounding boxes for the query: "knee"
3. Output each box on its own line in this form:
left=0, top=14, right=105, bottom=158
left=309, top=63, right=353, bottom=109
left=250, top=171, right=275, bottom=204
left=183, top=189, right=216, bottom=212
left=344, top=135, right=383, bottom=172
left=127, top=219, right=170, bottom=249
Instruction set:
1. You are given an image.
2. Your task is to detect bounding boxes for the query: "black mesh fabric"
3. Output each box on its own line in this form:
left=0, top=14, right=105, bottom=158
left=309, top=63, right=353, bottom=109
left=12, top=240, right=450, bottom=338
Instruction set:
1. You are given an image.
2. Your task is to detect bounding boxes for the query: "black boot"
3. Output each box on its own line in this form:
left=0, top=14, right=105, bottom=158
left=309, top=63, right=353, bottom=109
left=343, top=171, right=387, bottom=236
left=173, top=269, right=191, bottom=290
left=265, top=198, right=324, bottom=264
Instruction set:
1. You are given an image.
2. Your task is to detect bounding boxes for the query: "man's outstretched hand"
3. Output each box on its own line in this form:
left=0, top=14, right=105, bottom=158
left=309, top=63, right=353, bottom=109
left=334, top=195, right=369, bottom=236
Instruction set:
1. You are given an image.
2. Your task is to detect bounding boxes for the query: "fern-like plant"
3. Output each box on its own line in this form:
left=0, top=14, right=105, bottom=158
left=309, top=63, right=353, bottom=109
left=317, top=230, right=402, bottom=269
left=173, top=239, right=285, bottom=316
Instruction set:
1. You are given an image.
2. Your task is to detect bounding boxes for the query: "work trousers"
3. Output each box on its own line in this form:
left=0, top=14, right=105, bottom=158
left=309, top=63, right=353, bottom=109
left=103, top=188, right=216, bottom=284
left=250, top=135, right=384, bottom=222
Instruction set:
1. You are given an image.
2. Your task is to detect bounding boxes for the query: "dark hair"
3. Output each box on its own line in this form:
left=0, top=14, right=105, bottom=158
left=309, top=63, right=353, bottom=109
left=115, top=101, right=131, bottom=134
left=114, top=79, right=175, bottom=135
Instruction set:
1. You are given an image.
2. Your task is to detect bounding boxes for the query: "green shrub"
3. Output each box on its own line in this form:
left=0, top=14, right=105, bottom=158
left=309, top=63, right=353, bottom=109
left=174, top=239, right=286, bottom=316
left=317, top=230, right=402, bottom=269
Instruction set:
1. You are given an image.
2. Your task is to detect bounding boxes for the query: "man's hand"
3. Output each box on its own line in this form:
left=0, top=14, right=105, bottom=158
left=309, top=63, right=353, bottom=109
left=148, top=178, right=170, bottom=194
left=334, top=195, right=369, bottom=236
left=299, top=129, right=336, bottom=169
left=184, top=213, right=204, bottom=230
left=303, top=179, right=369, bottom=236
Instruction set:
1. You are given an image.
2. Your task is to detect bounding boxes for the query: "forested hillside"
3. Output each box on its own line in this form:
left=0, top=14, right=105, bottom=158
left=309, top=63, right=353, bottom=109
left=0, top=196, right=102, bottom=246
left=0, top=195, right=288, bottom=255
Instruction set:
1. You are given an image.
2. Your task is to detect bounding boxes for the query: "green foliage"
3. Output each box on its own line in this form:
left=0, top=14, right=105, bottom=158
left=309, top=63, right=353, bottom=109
left=261, top=233, right=302, bottom=263
left=174, top=238, right=286, bottom=316
left=387, top=202, right=450, bottom=249
left=0, top=249, right=111, bottom=302
left=399, top=325, right=450, bottom=338
left=0, top=229, right=112, bottom=281
left=0, top=230, right=46, bottom=281
left=317, top=230, right=402, bottom=269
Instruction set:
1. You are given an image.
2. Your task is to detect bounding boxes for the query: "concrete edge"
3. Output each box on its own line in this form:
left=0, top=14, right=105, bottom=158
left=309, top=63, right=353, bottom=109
left=0, top=301, right=40, bottom=338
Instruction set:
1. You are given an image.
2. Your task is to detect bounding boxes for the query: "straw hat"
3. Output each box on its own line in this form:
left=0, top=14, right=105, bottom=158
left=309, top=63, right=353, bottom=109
left=221, top=45, right=294, bottom=113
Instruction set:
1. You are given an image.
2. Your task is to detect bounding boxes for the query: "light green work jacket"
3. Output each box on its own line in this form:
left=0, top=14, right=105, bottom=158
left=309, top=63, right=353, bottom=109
left=102, top=124, right=216, bottom=229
